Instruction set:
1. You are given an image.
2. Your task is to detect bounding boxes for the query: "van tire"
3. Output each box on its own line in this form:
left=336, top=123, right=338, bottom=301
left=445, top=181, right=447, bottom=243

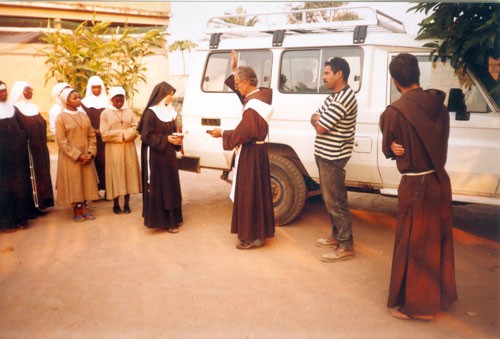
left=269, top=154, right=307, bottom=225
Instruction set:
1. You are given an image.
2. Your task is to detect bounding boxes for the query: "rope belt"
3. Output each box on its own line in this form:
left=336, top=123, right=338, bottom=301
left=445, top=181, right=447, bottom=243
left=402, top=169, right=436, bottom=176
left=255, top=141, right=266, bottom=144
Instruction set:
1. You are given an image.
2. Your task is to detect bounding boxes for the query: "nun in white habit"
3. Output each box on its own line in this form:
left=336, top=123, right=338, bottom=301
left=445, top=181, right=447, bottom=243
left=0, top=80, right=32, bottom=231
left=100, top=86, right=142, bottom=214
left=81, top=75, right=108, bottom=191
left=10, top=81, right=54, bottom=212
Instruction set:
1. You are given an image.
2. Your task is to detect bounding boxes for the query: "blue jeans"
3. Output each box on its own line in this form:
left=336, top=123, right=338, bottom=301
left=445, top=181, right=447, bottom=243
left=315, top=155, right=353, bottom=249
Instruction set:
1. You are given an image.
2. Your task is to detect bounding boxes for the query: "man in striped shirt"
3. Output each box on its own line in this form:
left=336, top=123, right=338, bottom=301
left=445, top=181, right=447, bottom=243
left=310, top=57, right=358, bottom=262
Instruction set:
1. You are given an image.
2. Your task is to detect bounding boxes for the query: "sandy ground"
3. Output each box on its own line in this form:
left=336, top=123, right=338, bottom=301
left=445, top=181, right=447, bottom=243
left=0, top=145, right=499, bottom=338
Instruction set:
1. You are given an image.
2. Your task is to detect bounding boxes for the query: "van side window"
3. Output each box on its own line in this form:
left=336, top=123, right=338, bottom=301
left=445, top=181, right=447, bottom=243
left=279, top=47, right=362, bottom=94
left=389, top=56, right=490, bottom=113
left=202, top=50, right=272, bottom=92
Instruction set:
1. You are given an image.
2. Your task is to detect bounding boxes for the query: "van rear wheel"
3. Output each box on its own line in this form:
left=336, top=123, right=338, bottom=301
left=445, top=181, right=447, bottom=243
left=269, top=154, right=307, bottom=225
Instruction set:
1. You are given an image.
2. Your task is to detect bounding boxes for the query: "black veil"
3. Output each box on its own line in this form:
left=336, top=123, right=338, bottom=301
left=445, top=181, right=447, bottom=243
left=137, top=81, right=176, bottom=134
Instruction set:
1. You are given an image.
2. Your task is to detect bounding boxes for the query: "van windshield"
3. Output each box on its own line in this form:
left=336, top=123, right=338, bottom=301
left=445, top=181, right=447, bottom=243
left=202, top=50, right=272, bottom=92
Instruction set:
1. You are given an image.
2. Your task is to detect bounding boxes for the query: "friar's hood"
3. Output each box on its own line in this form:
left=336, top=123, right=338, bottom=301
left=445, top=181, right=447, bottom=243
left=405, top=88, right=447, bottom=121
left=390, top=87, right=450, bottom=171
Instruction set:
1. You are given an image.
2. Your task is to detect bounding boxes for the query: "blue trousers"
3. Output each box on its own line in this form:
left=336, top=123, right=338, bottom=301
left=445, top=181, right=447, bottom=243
left=315, top=155, right=353, bottom=248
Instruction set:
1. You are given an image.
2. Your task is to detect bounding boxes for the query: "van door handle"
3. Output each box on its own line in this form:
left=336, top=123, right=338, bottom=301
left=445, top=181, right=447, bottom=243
left=201, top=118, right=221, bottom=126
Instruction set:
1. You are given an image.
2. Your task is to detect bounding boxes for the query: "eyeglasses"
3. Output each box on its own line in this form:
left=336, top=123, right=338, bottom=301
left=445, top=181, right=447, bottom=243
left=234, top=80, right=247, bottom=88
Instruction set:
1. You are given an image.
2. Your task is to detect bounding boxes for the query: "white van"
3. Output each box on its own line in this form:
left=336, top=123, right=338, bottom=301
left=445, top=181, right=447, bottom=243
left=180, top=6, right=500, bottom=225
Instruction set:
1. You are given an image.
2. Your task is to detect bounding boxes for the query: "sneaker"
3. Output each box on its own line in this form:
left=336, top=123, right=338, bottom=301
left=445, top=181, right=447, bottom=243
left=321, top=246, right=355, bottom=262
left=316, top=236, right=339, bottom=248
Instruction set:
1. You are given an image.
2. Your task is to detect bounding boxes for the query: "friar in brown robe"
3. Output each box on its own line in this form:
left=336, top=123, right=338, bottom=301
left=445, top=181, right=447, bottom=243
left=380, top=53, right=457, bottom=320
left=209, top=51, right=275, bottom=249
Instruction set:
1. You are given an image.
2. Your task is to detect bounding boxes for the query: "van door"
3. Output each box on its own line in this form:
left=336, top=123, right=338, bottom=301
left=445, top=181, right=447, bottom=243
left=273, top=47, right=366, bottom=182
left=182, top=49, right=273, bottom=169
left=378, top=53, right=500, bottom=202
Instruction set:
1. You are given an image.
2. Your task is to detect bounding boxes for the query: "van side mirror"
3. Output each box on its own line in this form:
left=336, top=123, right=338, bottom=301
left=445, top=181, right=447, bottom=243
left=448, top=88, right=470, bottom=121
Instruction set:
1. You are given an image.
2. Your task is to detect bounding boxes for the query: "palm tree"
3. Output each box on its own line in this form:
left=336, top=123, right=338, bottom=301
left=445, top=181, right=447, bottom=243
left=169, top=40, right=198, bottom=75
left=286, top=2, right=357, bottom=24
left=223, top=6, right=258, bottom=26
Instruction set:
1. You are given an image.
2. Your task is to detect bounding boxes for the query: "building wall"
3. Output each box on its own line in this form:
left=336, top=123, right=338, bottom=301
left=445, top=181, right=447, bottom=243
left=0, top=1, right=171, bottom=27
left=0, top=1, right=172, bottom=113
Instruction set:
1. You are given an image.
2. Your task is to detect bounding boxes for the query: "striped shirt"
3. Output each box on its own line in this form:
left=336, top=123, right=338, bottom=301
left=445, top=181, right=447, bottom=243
left=314, top=86, right=357, bottom=161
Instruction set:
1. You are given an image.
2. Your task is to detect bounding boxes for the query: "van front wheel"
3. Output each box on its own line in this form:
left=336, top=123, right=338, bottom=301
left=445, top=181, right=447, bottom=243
left=269, top=154, right=307, bottom=226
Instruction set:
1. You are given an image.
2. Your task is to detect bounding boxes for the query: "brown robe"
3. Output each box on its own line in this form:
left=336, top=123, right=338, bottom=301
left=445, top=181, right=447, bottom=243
left=100, top=106, right=142, bottom=199
left=380, top=88, right=457, bottom=316
left=140, top=109, right=182, bottom=229
left=55, top=111, right=99, bottom=206
left=16, top=111, right=54, bottom=210
left=223, top=75, right=275, bottom=242
left=82, top=105, right=106, bottom=191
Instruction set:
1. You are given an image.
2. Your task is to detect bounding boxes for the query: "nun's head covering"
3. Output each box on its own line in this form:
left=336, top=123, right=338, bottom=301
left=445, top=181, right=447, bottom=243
left=137, top=82, right=176, bottom=133
left=108, top=86, right=126, bottom=100
left=51, top=82, right=70, bottom=98
left=51, top=82, right=70, bottom=106
left=0, top=80, right=15, bottom=119
left=10, top=81, right=39, bottom=116
left=145, top=82, right=176, bottom=109
left=108, top=86, right=128, bottom=109
left=9, top=81, right=30, bottom=105
left=59, top=87, right=77, bottom=110
left=81, top=75, right=108, bottom=109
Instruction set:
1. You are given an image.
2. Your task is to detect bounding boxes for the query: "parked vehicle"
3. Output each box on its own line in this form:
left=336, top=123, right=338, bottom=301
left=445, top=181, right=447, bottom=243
left=180, top=6, right=500, bottom=224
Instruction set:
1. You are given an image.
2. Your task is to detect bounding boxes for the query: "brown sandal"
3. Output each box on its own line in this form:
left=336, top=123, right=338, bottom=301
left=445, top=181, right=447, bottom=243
left=166, top=227, right=179, bottom=234
left=236, top=239, right=264, bottom=250
left=388, top=307, right=411, bottom=320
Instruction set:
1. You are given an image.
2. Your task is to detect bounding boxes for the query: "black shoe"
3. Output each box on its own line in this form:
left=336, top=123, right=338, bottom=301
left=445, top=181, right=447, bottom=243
left=113, top=206, right=123, bottom=214
left=123, top=206, right=131, bottom=214
left=37, top=209, right=48, bottom=217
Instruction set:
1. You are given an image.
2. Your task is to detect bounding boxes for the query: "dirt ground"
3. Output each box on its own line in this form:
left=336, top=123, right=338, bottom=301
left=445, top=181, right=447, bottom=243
left=0, top=145, right=499, bottom=338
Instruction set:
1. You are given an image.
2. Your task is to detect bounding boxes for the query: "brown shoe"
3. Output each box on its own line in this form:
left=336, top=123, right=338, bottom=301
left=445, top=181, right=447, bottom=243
left=321, top=246, right=354, bottom=262
left=316, top=236, right=339, bottom=248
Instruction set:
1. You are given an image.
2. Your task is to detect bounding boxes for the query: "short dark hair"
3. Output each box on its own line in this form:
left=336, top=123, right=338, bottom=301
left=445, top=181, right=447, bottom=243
left=389, top=53, right=420, bottom=87
left=325, top=57, right=350, bottom=82
left=235, top=66, right=258, bottom=86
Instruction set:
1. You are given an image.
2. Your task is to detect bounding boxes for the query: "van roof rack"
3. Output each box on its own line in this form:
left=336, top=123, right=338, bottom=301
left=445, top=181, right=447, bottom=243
left=205, top=5, right=406, bottom=39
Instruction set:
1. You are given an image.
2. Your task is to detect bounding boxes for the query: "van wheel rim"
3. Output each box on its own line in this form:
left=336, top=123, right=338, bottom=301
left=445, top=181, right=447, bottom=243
left=270, top=178, right=283, bottom=205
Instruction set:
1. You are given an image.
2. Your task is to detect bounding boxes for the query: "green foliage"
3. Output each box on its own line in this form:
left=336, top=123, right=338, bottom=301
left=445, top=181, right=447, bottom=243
left=169, top=40, right=198, bottom=75
left=286, top=2, right=356, bottom=24
left=39, top=20, right=166, bottom=104
left=168, top=40, right=198, bottom=53
left=223, top=6, right=259, bottom=26
left=410, top=2, right=499, bottom=105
